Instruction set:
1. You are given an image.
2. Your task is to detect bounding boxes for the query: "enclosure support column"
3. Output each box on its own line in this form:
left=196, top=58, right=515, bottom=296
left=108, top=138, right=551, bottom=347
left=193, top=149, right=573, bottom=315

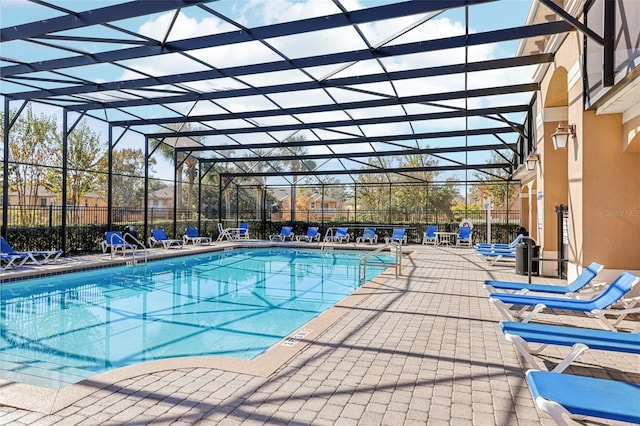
left=217, top=177, right=222, bottom=225
left=61, top=110, right=68, bottom=254
left=143, top=136, right=149, bottom=244
left=107, top=125, right=113, bottom=231
left=235, top=184, right=239, bottom=226
left=291, top=181, right=296, bottom=223
left=425, top=182, right=429, bottom=225
left=354, top=183, right=357, bottom=223
left=172, top=150, right=178, bottom=237
left=2, top=98, right=10, bottom=239
left=388, top=183, right=392, bottom=223
left=321, top=185, right=325, bottom=228
left=196, top=160, right=202, bottom=232
left=506, top=181, right=510, bottom=233
left=261, top=185, right=267, bottom=239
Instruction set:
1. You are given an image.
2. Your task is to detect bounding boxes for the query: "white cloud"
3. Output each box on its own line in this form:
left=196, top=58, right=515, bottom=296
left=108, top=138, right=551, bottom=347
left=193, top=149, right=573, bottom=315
left=110, top=0, right=534, bottom=180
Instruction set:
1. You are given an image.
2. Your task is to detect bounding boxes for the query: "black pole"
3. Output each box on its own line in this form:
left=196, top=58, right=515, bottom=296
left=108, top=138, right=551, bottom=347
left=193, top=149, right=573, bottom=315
left=107, top=125, right=113, bottom=231
left=173, top=150, right=178, bottom=237
left=2, top=98, right=9, bottom=239
left=603, top=0, right=615, bottom=86
left=143, top=136, right=149, bottom=245
left=197, top=160, right=202, bottom=232
left=61, top=110, right=68, bottom=254
left=218, top=176, right=222, bottom=227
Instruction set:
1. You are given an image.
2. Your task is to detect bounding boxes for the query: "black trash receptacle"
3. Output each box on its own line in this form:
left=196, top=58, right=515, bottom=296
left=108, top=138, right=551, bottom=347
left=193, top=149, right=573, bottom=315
left=515, top=242, right=539, bottom=275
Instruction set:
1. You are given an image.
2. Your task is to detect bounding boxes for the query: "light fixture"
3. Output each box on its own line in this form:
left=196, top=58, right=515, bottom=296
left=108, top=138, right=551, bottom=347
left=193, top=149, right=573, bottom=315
left=525, top=153, right=539, bottom=171
left=550, top=122, right=575, bottom=150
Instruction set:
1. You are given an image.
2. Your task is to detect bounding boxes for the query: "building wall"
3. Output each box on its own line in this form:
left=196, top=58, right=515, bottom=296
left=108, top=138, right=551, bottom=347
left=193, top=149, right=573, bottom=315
left=535, top=7, right=640, bottom=279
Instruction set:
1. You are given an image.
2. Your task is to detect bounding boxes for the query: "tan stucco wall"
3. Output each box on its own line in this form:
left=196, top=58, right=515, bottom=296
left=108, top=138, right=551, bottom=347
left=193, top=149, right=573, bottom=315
left=623, top=114, right=640, bottom=152
left=580, top=111, right=640, bottom=269
left=536, top=28, right=640, bottom=274
left=539, top=120, right=568, bottom=253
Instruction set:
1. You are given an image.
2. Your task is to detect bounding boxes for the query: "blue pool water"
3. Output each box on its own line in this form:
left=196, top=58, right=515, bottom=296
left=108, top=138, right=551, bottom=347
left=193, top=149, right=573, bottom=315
left=0, top=248, right=391, bottom=389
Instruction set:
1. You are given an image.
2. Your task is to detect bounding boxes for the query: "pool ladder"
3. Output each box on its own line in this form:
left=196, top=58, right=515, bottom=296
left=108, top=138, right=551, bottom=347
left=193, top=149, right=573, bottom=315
left=358, top=242, right=402, bottom=285
left=122, top=232, right=148, bottom=265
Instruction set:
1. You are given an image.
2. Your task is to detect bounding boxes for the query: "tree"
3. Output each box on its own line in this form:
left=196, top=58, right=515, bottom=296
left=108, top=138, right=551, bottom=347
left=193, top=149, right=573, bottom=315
left=471, top=153, right=520, bottom=209
left=45, top=120, right=105, bottom=224
left=2, top=105, right=58, bottom=225
left=97, top=148, right=156, bottom=207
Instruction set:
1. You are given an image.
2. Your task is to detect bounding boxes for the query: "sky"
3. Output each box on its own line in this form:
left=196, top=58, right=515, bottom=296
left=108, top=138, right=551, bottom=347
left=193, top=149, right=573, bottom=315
left=0, top=0, right=536, bottom=184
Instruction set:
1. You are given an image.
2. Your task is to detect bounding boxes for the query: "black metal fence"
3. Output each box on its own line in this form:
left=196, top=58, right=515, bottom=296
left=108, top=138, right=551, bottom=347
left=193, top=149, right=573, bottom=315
left=2, top=204, right=520, bottom=253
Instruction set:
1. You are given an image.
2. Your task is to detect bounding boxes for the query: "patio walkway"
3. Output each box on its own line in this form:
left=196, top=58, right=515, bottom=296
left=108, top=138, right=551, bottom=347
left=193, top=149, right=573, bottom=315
left=1, top=244, right=637, bottom=425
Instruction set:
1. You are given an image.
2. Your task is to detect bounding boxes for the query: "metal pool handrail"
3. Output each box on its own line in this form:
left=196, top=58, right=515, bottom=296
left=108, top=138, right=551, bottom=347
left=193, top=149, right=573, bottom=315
left=358, top=242, right=402, bottom=285
left=122, top=232, right=148, bottom=264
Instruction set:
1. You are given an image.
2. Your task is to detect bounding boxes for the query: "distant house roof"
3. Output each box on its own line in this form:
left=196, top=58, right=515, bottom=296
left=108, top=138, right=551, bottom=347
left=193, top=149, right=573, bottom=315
left=148, top=187, right=174, bottom=199
left=270, top=188, right=290, bottom=202
left=309, top=193, right=338, bottom=203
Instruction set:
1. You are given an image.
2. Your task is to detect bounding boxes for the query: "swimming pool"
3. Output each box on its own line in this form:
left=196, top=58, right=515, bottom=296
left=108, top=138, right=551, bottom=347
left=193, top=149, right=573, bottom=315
left=0, top=247, right=392, bottom=389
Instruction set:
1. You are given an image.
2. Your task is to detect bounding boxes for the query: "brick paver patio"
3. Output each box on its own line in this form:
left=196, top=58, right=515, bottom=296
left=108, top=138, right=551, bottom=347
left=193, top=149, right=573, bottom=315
left=1, top=244, right=637, bottom=425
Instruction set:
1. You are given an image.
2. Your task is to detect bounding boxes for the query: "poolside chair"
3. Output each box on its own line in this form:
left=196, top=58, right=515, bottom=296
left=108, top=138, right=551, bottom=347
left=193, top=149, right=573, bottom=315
left=0, top=236, right=62, bottom=265
left=217, top=223, right=234, bottom=241
left=500, top=321, right=640, bottom=372
left=456, top=225, right=472, bottom=247
left=484, top=262, right=604, bottom=295
left=475, top=247, right=517, bottom=264
left=1, top=252, right=30, bottom=270
left=149, top=229, right=184, bottom=249
left=183, top=227, right=211, bottom=245
left=422, top=225, right=438, bottom=245
left=324, top=227, right=350, bottom=243
left=235, top=222, right=249, bottom=240
left=475, top=233, right=523, bottom=250
left=526, top=370, right=640, bottom=426
left=488, top=272, right=640, bottom=329
left=356, top=227, right=378, bottom=244
left=296, top=227, right=320, bottom=242
left=385, top=228, right=406, bottom=245
left=102, top=231, right=137, bottom=257
left=270, top=226, right=294, bottom=241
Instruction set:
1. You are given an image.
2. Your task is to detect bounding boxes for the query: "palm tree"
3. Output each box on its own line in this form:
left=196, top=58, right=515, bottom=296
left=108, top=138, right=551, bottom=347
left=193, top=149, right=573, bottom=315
left=152, top=123, right=204, bottom=219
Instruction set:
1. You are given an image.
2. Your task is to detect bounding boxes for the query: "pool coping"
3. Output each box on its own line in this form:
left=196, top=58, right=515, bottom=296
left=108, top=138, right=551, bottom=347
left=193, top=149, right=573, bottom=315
left=0, top=244, right=407, bottom=414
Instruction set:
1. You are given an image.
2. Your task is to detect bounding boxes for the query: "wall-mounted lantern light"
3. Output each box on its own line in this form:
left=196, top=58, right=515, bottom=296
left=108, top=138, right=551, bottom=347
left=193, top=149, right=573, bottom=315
left=550, top=122, right=575, bottom=150
left=525, top=153, right=539, bottom=171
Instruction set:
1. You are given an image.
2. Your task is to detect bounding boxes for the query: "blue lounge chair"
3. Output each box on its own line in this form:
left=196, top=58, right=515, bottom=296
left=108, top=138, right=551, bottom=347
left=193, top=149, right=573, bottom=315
left=325, top=227, right=349, bottom=243
left=356, top=227, right=378, bottom=244
left=484, top=262, right=604, bottom=295
left=1, top=252, right=30, bottom=270
left=500, top=321, right=640, bottom=372
left=296, top=227, right=320, bottom=242
left=183, top=227, right=211, bottom=245
left=102, top=231, right=138, bottom=257
left=235, top=222, right=249, bottom=240
left=526, top=370, right=640, bottom=425
left=457, top=225, right=472, bottom=247
left=422, top=225, right=438, bottom=245
left=270, top=226, right=294, bottom=241
left=0, top=236, right=62, bottom=265
left=386, top=228, right=406, bottom=244
left=475, top=234, right=523, bottom=250
left=489, top=272, right=640, bottom=328
left=149, top=229, right=184, bottom=249
left=475, top=246, right=517, bottom=264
